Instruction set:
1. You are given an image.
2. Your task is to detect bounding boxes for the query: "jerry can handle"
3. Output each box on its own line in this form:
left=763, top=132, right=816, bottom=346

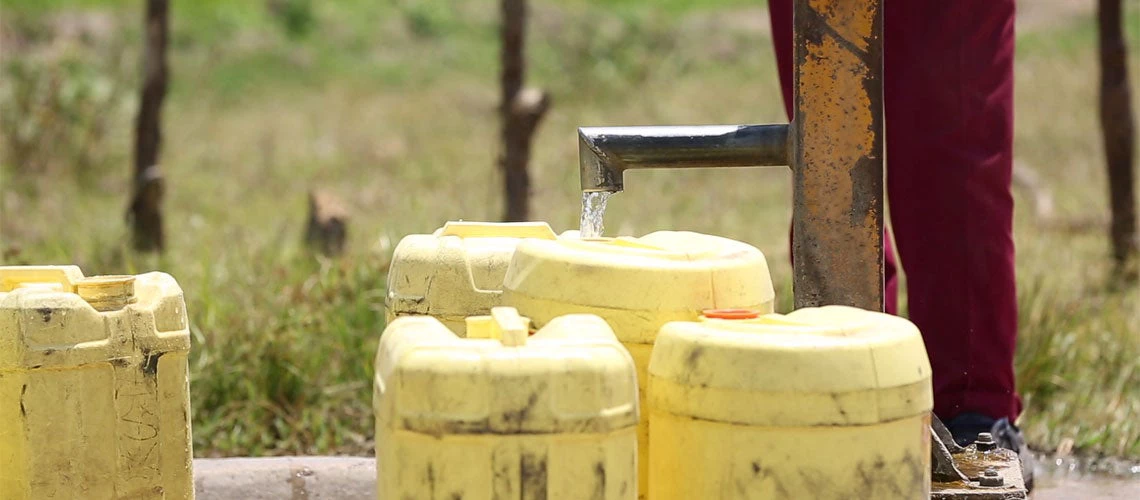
left=437, top=221, right=558, bottom=240
left=490, top=307, right=529, bottom=346
left=0, top=266, right=85, bottom=292
left=466, top=307, right=532, bottom=346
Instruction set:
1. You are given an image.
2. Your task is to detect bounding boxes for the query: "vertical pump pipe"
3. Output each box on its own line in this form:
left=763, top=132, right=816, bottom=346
left=791, top=0, right=885, bottom=311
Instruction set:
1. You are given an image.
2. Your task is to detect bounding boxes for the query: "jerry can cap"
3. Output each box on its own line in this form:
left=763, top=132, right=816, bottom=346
left=701, top=308, right=761, bottom=320
left=76, top=275, right=138, bottom=311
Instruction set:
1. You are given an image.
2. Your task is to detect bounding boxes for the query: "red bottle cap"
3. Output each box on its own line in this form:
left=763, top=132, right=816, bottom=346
left=702, top=308, right=761, bottom=320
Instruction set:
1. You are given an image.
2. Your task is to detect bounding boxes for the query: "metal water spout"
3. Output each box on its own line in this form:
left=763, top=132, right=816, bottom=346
left=577, top=124, right=791, bottom=193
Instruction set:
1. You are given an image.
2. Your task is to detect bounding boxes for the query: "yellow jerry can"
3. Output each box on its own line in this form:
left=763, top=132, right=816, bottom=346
left=647, top=305, right=934, bottom=499
left=501, top=231, right=775, bottom=496
left=0, top=266, right=194, bottom=499
left=374, top=307, right=639, bottom=500
left=385, top=221, right=558, bottom=335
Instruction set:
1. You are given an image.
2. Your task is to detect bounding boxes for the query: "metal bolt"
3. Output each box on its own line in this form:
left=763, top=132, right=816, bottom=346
left=974, top=432, right=997, bottom=451
left=979, top=468, right=1004, bottom=487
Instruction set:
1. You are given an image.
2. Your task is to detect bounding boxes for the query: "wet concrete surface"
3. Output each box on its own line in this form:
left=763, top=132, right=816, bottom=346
left=192, top=455, right=1140, bottom=499
left=1030, top=455, right=1140, bottom=499
left=1032, top=476, right=1140, bottom=499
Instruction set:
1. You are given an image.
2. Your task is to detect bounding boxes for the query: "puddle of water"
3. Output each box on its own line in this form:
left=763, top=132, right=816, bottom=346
left=1032, top=477, right=1140, bottom=499
left=1033, top=454, right=1140, bottom=480
left=579, top=191, right=612, bottom=239
left=1032, top=454, right=1140, bottom=499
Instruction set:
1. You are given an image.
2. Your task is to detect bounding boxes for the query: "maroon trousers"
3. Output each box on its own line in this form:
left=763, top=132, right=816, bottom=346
left=768, top=0, right=1022, bottom=422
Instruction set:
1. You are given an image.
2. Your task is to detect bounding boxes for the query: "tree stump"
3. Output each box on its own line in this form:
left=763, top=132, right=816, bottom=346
left=304, top=189, right=348, bottom=257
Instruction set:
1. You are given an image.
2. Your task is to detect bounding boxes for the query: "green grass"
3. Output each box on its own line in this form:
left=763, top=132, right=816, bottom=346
left=1, top=0, right=1138, bottom=460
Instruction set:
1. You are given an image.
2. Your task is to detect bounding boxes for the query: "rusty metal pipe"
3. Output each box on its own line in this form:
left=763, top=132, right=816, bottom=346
left=790, top=0, right=885, bottom=311
left=578, top=124, right=790, bottom=192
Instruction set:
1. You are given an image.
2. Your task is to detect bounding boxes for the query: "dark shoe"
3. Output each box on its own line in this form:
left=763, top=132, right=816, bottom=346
left=944, top=412, right=1036, bottom=492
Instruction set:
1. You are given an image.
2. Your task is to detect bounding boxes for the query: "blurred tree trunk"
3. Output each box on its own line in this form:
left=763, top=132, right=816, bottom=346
left=128, top=0, right=169, bottom=252
left=1098, top=0, right=1137, bottom=278
left=499, top=0, right=550, bottom=222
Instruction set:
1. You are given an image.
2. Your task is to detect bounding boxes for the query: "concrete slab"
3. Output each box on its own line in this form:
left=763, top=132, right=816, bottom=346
left=193, top=456, right=375, bottom=500
left=192, top=456, right=1140, bottom=499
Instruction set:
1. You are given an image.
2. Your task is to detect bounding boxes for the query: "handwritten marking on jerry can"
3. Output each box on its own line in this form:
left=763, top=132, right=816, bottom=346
left=386, top=221, right=558, bottom=335
left=502, top=231, right=775, bottom=497
left=0, top=265, right=193, bottom=499
left=374, top=307, right=639, bottom=499
left=648, top=305, right=933, bottom=499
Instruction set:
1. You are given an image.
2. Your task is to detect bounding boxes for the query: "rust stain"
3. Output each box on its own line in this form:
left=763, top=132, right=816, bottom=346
left=799, top=37, right=875, bottom=226
left=808, top=0, right=875, bottom=51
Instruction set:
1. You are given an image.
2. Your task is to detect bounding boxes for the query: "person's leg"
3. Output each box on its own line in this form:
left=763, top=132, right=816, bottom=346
left=769, top=0, right=1021, bottom=422
left=882, top=0, right=1021, bottom=425
left=768, top=0, right=899, bottom=315
left=767, top=0, right=793, bottom=120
